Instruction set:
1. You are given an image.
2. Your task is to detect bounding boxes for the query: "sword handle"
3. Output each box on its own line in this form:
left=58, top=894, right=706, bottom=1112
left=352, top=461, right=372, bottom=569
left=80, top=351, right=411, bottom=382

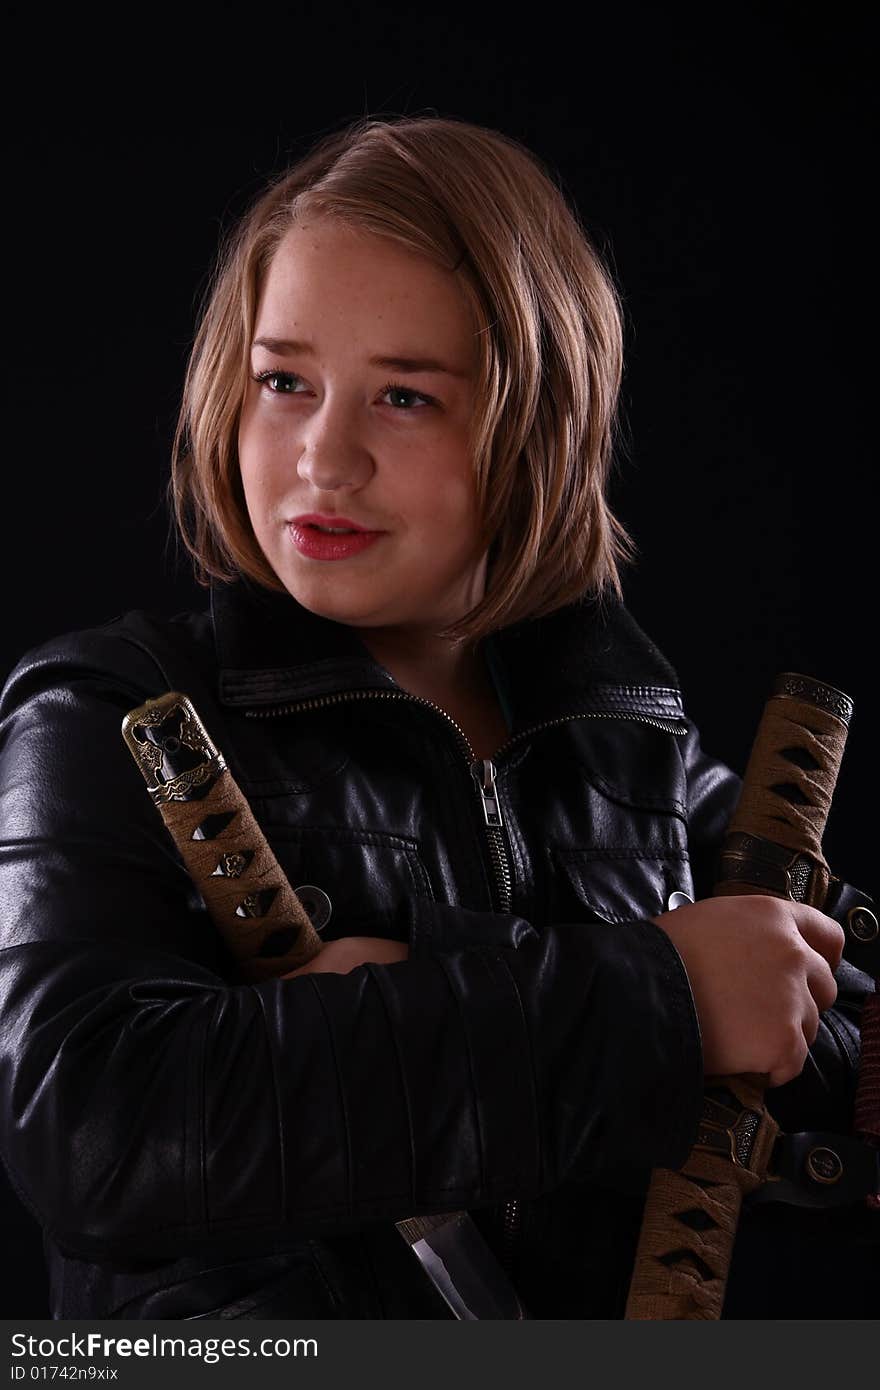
left=625, top=673, right=853, bottom=1319
left=122, top=691, right=323, bottom=981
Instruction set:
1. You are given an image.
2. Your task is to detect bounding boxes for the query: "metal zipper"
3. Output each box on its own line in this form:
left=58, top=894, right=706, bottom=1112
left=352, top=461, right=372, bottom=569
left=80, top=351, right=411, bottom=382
left=472, top=757, right=512, bottom=911
left=245, top=688, right=687, bottom=1273
left=242, top=687, right=689, bottom=760
left=243, top=690, right=686, bottom=917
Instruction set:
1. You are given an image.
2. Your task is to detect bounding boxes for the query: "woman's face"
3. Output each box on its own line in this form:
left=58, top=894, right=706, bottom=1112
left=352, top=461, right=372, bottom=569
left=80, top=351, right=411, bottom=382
left=238, top=217, right=487, bottom=638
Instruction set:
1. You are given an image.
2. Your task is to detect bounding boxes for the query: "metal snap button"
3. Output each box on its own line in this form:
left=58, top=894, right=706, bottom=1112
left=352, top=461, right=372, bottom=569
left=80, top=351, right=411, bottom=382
left=847, top=905, right=878, bottom=943
left=805, top=1146, right=844, bottom=1185
left=294, top=885, right=333, bottom=933
left=667, top=891, right=694, bottom=911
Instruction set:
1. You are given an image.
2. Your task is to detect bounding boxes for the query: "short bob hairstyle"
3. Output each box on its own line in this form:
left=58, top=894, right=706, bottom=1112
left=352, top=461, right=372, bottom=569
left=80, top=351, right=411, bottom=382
left=169, top=113, right=636, bottom=645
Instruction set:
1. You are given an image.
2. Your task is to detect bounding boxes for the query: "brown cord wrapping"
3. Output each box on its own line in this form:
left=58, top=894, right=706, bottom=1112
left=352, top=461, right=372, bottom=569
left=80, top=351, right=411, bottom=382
left=626, top=1075, right=781, bottom=1319
left=721, top=696, right=849, bottom=908
left=625, top=675, right=852, bottom=1319
left=156, top=777, right=323, bottom=981
left=121, top=691, right=323, bottom=982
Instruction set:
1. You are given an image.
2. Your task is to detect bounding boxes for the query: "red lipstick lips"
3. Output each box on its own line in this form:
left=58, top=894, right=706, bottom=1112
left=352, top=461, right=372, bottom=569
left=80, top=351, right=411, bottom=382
left=287, top=514, right=385, bottom=561
left=291, top=513, right=377, bottom=532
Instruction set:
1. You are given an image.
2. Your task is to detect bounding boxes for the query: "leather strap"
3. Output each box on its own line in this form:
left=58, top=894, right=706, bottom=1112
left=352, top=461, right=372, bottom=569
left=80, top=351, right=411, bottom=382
left=824, top=878, right=880, bottom=977
left=749, top=1131, right=880, bottom=1209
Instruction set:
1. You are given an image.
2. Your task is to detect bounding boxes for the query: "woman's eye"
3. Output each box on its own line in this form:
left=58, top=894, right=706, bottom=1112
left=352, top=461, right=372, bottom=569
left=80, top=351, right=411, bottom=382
left=254, top=370, right=301, bottom=394
left=251, top=370, right=432, bottom=411
left=380, top=381, right=432, bottom=410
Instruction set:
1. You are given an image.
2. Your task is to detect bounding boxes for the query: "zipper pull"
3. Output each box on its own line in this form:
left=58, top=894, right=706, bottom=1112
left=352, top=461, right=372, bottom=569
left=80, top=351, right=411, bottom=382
left=472, top=758, right=504, bottom=828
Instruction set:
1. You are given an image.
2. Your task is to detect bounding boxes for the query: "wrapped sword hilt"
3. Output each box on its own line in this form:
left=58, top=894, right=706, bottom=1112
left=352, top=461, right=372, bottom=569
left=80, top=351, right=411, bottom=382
left=713, top=673, right=853, bottom=908
left=625, top=671, right=866, bottom=1319
left=121, top=690, right=323, bottom=981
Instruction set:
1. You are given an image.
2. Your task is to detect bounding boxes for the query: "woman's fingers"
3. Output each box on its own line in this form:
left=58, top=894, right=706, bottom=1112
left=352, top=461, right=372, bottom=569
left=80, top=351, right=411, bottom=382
left=281, top=936, right=409, bottom=978
left=653, top=894, right=845, bottom=1081
left=801, top=990, right=821, bottom=1050
left=791, top=903, right=845, bottom=971
left=805, top=952, right=839, bottom=1016
left=767, top=992, right=821, bottom=1088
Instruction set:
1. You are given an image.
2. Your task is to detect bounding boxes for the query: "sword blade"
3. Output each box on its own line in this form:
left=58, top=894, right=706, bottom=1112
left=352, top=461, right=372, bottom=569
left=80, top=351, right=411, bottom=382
left=396, top=1211, right=528, bottom=1319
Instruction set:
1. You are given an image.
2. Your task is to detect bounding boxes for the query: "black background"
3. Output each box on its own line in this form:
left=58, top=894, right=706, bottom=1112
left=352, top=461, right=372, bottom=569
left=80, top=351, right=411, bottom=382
left=2, top=4, right=873, bottom=1316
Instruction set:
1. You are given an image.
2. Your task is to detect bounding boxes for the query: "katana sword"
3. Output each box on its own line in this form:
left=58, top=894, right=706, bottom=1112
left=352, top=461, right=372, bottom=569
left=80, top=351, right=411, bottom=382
left=121, top=688, right=528, bottom=1320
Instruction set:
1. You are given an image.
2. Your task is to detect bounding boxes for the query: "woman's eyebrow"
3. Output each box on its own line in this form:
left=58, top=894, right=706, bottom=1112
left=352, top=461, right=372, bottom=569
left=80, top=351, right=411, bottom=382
left=252, top=336, right=470, bottom=378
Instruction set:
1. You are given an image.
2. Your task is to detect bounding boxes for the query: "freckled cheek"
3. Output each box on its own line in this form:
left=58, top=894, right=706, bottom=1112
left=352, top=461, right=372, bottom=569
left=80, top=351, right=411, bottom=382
left=398, top=454, right=477, bottom=513
left=239, top=399, right=294, bottom=454
left=433, top=474, right=483, bottom=534
left=239, top=425, right=291, bottom=501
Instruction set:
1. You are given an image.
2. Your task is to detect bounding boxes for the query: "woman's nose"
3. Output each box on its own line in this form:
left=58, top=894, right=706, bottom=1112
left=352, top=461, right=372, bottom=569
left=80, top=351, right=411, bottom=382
left=296, top=412, right=375, bottom=492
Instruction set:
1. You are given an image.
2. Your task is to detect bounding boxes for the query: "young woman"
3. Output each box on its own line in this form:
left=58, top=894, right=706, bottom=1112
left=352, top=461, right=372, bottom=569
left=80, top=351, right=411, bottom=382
left=0, top=115, right=873, bottom=1320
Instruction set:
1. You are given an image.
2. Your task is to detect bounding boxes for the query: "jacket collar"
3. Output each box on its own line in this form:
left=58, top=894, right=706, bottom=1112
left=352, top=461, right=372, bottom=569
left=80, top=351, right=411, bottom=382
left=211, top=574, right=684, bottom=731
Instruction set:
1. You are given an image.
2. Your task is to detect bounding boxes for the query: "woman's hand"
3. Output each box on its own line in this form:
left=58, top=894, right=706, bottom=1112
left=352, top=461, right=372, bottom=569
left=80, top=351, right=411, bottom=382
left=650, top=894, right=844, bottom=1087
left=281, top=936, right=410, bottom=978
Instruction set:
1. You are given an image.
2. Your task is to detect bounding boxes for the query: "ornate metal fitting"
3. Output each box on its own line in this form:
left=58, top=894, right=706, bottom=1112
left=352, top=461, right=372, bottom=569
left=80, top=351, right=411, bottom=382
left=234, top=887, right=279, bottom=919
left=122, top=692, right=227, bottom=805
left=210, top=850, right=255, bottom=879
left=693, top=1087, right=764, bottom=1169
left=718, top=832, right=815, bottom=903
left=805, top=1146, right=844, bottom=1185
left=770, top=673, right=853, bottom=725
left=847, top=905, right=879, bottom=944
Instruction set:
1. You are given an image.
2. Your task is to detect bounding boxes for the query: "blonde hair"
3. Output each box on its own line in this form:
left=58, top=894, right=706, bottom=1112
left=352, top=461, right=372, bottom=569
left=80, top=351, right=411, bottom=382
left=168, top=113, right=636, bottom=645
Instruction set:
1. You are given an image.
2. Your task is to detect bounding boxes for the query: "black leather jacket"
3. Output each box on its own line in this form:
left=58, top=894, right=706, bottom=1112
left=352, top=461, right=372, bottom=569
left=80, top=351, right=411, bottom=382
left=0, top=577, right=874, bottom=1319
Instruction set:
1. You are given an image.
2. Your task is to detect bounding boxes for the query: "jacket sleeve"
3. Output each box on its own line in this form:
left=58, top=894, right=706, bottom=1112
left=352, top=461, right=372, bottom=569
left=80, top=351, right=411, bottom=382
left=0, top=628, right=704, bottom=1265
left=677, top=716, right=872, bottom=1136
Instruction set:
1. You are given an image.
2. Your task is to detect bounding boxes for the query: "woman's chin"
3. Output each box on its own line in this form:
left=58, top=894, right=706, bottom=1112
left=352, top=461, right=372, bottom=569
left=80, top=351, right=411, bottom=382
left=274, top=578, right=395, bottom=630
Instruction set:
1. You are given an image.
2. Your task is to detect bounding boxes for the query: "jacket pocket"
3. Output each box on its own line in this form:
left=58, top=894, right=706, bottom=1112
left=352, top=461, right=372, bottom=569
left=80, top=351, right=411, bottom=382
left=248, top=821, right=436, bottom=942
left=549, top=847, right=695, bottom=925
left=111, top=1249, right=343, bottom=1319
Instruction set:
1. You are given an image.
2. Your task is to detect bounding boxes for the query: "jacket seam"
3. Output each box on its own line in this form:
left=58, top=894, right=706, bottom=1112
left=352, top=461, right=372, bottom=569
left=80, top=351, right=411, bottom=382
left=565, top=763, right=687, bottom=817
left=821, top=1007, right=859, bottom=1072
left=554, top=847, right=689, bottom=861
left=250, top=985, right=289, bottom=1223
left=635, top=921, right=704, bottom=1157
left=306, top=976, right=354, bottom=1220
left=362, top=963, right=419, bottom=1209
left=222, top=660, right=389, bottom=685
left=255, top=825, right=425, bottom=851
left=194, top=995, right=211, bottom=1229
left=45, top=1189, right=493, bottom=1257
left=110, top=631, right=177, bottom=695
left=482, top=949, right=542, bottom=1193
left=106, top=1254, right=300, bottom=1320
left=432, top=954, right=488, bottom=1195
